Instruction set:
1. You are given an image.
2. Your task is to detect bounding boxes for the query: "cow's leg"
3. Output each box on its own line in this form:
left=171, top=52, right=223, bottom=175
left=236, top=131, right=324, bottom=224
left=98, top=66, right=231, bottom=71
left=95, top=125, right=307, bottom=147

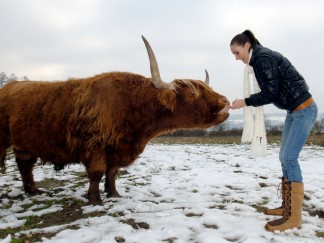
left=0, top=148, right=6, bottom=173
left=105, top=166, right=121, bottom=197
left=86, top=156, right=106, bottom=205
left=16, top=155, right=40, bottom=195
left=0, top=131, right=9, bottom=173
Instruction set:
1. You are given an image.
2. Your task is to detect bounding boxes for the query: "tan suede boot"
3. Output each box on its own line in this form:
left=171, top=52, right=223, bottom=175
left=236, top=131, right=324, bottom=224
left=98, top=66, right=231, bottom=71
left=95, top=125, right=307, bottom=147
left=264, top=178, right=288, bottom=216
left=265, top=182, right=304, bottom=232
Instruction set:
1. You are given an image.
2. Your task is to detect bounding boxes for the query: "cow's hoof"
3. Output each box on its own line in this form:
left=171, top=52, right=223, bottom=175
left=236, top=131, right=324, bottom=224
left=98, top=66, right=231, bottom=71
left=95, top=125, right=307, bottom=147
left=54, top=164, right=65, bottom=171
left=88, top=198, right=103, bottom=206
left=0, top=160, right=5, bottom=174
left=106, top=191, right=121, bottom=198
left=0, top=167, right=6, bottom=174
left=25, top=188, right=43, bottom=196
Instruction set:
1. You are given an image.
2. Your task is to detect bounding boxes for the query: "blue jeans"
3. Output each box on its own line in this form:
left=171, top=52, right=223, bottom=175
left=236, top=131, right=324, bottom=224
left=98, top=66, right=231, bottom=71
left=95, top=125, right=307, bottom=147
left=279, top=103, right=318, bottom=182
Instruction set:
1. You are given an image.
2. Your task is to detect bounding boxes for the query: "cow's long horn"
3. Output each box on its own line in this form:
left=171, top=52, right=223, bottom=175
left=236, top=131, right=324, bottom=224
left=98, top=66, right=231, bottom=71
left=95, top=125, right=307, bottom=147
left=205, top=69, right=210, bottom=85
left=142, top=36, right=173, bottom=89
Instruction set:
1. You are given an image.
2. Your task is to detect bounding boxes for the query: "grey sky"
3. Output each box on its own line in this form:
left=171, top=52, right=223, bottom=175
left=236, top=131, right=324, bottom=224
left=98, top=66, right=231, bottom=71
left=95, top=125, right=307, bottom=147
left=1, top=0, right=323, bottom=114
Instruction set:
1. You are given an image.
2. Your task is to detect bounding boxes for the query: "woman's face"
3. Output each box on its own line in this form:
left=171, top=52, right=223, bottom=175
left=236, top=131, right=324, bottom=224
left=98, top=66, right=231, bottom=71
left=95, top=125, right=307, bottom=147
left=230, top=42, right=251, bottom=64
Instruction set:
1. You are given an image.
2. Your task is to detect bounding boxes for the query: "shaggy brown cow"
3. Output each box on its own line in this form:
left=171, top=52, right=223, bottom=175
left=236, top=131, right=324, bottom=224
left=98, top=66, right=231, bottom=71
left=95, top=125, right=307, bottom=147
left=0, top=36, right=229, bottom=205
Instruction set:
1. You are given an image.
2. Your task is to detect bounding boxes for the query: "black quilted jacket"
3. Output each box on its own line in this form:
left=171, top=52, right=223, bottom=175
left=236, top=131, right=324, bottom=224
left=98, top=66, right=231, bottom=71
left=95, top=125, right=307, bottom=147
left=245, top=44, right=311, bottom=112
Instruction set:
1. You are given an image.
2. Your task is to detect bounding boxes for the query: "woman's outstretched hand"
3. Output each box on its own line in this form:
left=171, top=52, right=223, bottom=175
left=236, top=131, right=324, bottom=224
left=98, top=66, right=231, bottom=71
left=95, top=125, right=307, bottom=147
left=230, top=99, right=246, bottom=110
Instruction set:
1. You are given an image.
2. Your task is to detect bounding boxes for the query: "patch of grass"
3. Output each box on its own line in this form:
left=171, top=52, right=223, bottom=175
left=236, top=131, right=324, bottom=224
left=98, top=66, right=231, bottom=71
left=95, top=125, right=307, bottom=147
left=160, top=199, right=174, bottom=203
left=224, top=236, right=242, bottom=242
left=169, top=166, right=176, bottom=171
left=185, top=212, right=204, bottom=217
left=1, top=192, right=25, bottom=201
left=0, top=197, right=106, bottom=242
left=108, top=211, right=125, bottom=218
left=10, top=239, right=25, bottom=243
left=232, top=200, right=244, bottom=204
left=250, top=197, right=269, bottom=212
left=307, top=133, right=324, bottom=147
left=44, top=199, right=62, bottom=207
left=203, top=223, right=219, bottom=229
left=225, top=185, right=243, bottom=191
left=150, top=134, right=324, bottom=147
left=208, top=204, right=217, bottom=209
left=21, top=199, right=86, bottom=228
left=222, top=199, right=231, bottom=204
left=251, top=204, right=267, bottom=213
left=162, top=237, right=178, bottom=243
left=69, top=180, right=88, bottom=190
left=150, top=191, right=162, bottom=197
left=117, top=169, right=130, bottom=178
left=36, top=178, right=68, bottom=189
left=304, top=194, right=311, bottom=201
left=260, top=197, right=270, bottom=205
left=307, top=209, right=324, bottom=219
left=132, top=182, right=147, bottom=186
left=0, top=228, right=20, bottom=241
left=120, top=218, right=150, bottom=229
left=316, top=231, right=324, bottom=238
left=225, top=185, right=235, bottom=190
left=126, top=177, right=148, bottom=187
left=151, top=136, right=240, bottom=145
left=259, top=182, right=268, bottom=188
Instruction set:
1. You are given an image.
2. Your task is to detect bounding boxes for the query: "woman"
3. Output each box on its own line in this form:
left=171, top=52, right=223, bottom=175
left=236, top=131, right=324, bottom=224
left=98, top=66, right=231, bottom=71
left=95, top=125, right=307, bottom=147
left=229, top=30, right=317, bottom=232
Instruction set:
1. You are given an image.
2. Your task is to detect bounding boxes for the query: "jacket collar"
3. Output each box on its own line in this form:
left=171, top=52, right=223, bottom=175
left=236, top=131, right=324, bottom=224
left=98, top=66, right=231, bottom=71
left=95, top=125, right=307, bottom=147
left=249, top=44, right=262, bottom=66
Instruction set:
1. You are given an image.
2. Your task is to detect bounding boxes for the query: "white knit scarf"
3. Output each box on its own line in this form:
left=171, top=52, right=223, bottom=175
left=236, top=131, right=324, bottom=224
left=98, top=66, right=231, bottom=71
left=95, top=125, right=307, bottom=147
left=242, top=49, right=267, bottom=157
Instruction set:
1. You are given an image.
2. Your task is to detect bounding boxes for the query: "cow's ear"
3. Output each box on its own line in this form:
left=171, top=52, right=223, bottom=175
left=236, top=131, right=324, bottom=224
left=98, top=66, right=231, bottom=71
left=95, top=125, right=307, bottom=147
left=157, top=90, right=177, bottom=112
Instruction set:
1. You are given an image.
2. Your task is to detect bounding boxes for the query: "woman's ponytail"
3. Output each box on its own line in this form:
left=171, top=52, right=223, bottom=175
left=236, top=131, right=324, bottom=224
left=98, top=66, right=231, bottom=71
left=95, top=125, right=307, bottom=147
left=230, top=29, right=262, bottom=48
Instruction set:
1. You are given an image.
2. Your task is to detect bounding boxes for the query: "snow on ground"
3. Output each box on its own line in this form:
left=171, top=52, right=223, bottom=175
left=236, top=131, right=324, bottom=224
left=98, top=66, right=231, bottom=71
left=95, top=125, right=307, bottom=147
left=0, top=143, right=323, bottom=243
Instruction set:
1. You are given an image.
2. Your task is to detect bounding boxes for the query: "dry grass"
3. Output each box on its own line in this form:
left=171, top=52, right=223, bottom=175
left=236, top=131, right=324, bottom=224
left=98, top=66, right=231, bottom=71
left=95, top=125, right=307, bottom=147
left=151, top=133, right=324, bottom=146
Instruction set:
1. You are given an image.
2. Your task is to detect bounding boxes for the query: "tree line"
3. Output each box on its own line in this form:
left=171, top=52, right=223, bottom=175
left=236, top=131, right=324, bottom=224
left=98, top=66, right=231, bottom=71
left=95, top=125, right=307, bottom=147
left=0, top=72, right=29, bottom=87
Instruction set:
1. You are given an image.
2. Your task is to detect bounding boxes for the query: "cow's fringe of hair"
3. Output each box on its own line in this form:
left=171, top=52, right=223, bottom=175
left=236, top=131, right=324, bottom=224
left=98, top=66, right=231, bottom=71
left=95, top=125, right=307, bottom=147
left=175, top=79, right=201, bottom=94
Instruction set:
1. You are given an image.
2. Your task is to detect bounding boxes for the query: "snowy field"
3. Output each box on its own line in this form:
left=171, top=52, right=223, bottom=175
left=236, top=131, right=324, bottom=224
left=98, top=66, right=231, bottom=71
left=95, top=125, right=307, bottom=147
left=0, top=143, right=323, bottom=243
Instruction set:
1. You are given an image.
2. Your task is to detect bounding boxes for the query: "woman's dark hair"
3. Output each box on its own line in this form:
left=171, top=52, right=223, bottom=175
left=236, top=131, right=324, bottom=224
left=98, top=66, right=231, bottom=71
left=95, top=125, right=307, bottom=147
left=230, top=29, right=261, bottom=48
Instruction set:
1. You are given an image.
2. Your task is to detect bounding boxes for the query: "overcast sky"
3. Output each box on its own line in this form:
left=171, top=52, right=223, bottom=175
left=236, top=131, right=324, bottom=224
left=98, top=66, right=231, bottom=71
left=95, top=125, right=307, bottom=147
left=1, top=0, right=323, bottom=114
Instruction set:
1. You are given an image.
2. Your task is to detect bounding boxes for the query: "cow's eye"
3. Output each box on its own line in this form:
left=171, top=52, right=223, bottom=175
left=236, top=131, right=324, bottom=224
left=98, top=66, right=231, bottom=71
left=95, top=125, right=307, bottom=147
left=191, top=91, right=196, bottom=96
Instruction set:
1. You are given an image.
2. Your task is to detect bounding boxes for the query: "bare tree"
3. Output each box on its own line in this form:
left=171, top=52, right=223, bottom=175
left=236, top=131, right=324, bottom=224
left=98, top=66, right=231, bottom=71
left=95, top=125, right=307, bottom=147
left=0, top=72, right=8, bottom=86
left=0, top=72, right=29, bottom=87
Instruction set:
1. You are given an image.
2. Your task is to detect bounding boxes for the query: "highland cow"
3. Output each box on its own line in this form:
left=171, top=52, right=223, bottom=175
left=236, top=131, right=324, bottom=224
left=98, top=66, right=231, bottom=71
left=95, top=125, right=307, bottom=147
left=0, top=36, right=229, bottom=205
